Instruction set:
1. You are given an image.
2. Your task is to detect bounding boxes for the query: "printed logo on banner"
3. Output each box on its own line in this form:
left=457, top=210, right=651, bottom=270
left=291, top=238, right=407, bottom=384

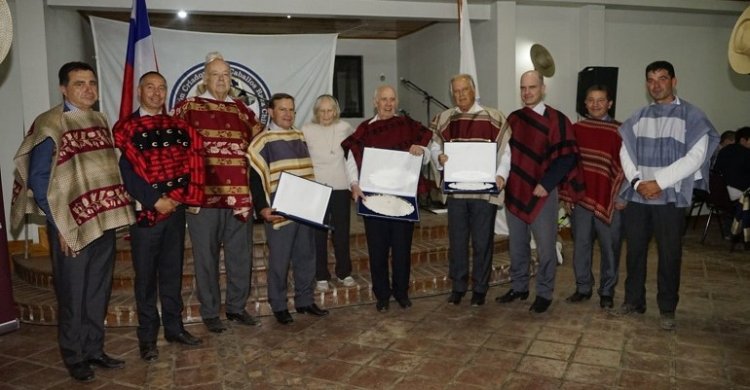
left=169, top=61, right=271, bottom=127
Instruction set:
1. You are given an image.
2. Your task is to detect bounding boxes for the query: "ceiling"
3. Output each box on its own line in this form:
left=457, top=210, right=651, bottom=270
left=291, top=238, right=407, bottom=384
left=81, top=0, right=749, bottom=40
left=82, top=11, right=437, bottom=39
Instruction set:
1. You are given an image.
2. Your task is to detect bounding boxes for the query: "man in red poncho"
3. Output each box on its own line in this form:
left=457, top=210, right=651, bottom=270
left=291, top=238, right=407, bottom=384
left=560, top=84, right=625, bottom=310
left=173, top=52, right=261, bottom=333
left=114, top=71, right=205, bottom=362
left=496, top=70, right=583, bottom=314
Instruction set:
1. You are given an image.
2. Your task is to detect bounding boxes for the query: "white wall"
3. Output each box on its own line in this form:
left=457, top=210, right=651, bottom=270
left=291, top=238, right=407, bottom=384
left=396, top=3, right=750, bottom=129
left=335, top=39, right=398, bottom=128
left=395, top=15, right=501, bottom=124
left=44, top=6, right=95, bottom=107
left=515, top=5, right=581, bottom=117
left=397, top=22, right=455, bottom=124
left=606, top=9, right=750, bottom=130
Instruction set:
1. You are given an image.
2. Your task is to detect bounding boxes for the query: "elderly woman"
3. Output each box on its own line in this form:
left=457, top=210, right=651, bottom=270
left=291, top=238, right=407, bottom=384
left=301, top=95, right=356, bottom=292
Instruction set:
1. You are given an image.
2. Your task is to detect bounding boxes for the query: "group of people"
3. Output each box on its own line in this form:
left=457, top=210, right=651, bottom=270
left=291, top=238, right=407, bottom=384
left=10, top=54, right=720, bottom=383
left=431, top=62, right=720, bottom=334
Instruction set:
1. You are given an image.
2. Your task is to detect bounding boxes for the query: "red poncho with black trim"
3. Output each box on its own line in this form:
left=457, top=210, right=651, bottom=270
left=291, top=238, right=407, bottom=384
left=113, top=114, right=205, bottom=224
left=505, top=106, right=584, bottom=224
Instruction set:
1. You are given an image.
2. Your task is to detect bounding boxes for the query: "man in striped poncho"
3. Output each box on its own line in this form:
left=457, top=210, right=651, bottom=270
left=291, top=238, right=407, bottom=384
left=429, top=74, right=511, bottom=307
left=617, top=61, right=719, bottom=330
left=248, top=93, right=330, bottom=325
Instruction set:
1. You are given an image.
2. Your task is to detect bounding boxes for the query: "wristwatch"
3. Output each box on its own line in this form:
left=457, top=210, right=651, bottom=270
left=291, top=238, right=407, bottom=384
left=631, top=177, right=640, bottom=189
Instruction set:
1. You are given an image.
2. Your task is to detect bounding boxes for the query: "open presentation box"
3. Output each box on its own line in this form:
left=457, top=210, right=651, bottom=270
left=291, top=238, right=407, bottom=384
left=357, top=147, right=422, bottom=222
left=443, top=141, right=499, bottom=194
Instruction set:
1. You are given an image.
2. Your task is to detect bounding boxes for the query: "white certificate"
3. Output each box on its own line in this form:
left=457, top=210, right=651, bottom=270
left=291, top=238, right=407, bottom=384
left=443, top=142, right=497, bottom=183
left=272, top=172, right=332, bottom=227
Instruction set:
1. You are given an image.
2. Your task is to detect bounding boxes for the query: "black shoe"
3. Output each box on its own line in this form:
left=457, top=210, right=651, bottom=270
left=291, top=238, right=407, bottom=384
left=203, top=317, right=227, bottom=333
left=165, top=330, right=203, bottom=346
left=470, top=292, right=486, bottom=306
left=296, top=303, right=330, bottom=317
left=565, top=291, right=592, bottom=303
left=396, top=297, right=412, bottom=309
left=274, top=310, right=294, bottom=325
left=226, top=310, right=261, bottom=326
left=447, top=291, right=465, bottom=305
left=599, top=296, right=614, bottom=309
left=376, top=299, right=389, bottom=312
left=529, top=296, right=552, bottom=313
left=496, top=289, right=530, bottom=303
left=68, top=362, right=95, bottom=382
left=615, top=303, right=646, bottom=315
left=87, top=353, right=125, bottom=369
left=139, top=343, right=158, bottom=362
left=660, top=312, right=676, bottom=331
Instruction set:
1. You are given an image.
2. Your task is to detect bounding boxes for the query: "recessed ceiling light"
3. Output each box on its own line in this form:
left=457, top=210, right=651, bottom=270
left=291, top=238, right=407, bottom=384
left=177, top=10, right=188, bottom=19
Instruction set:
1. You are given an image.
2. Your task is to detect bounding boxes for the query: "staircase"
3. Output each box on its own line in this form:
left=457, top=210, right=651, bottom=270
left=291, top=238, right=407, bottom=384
left=10, top=210, right=517, bottom=327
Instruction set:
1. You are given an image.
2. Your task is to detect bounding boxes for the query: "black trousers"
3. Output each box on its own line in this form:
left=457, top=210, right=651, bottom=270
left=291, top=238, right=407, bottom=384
left=314, top=190, right=352, bottom=281
left=363, top=217, right=414, bottom=301
left=48, top=224, right=115, bottom=367
left=623, top=202, right=685, bottom=314
left=130, top=209, right=186, bottom=344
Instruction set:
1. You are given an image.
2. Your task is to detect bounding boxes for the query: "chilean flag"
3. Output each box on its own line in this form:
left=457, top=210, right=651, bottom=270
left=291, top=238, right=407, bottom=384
left=119, top=0, right=158, bottom=120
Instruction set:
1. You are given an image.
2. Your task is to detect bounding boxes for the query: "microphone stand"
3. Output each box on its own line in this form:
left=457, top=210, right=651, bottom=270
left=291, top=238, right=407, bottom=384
left=399, top=79, right=449, bottom=210
left=400, top=78, right=449, bottom=123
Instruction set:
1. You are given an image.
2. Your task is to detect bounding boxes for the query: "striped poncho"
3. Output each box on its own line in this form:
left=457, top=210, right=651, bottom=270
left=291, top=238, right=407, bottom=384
left=247, top=127, right=314, bottom=227
left=430, top=105, right=510, bottom=203
left=561, top=118, right=623, bottom=224
left=173, top=96, right=259, bottom=214
left=618, top=98, right=718, bottom=206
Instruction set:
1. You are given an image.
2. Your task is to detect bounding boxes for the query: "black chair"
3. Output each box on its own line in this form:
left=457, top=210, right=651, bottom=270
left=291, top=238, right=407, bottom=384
left=701, top=172, right=735, bottom=244
left=685, top=188, right=708, bottom=234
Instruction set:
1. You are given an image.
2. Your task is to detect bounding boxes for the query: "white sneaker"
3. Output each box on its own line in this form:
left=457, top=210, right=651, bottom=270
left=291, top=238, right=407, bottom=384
left=339, top=276, right=356, bottom=287
left=316, top=280, right=330, bottom=292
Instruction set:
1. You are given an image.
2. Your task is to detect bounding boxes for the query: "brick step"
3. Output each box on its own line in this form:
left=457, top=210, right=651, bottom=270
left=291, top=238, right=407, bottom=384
left=12, top=251, right=527, bottom=327
left=111, top=219, right=453, bottom=263
left=12, top=235, right=509, bottom=292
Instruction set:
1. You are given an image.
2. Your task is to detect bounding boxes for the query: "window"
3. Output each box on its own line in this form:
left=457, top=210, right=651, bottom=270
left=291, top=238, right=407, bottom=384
left=333, top=56, right=364, bottom=118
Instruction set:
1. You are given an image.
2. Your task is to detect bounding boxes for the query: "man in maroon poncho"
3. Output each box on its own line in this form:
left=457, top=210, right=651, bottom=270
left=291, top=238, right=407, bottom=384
left=342, top=85, right=431, bottom=312
left=496, top=70, right=583, bottom=313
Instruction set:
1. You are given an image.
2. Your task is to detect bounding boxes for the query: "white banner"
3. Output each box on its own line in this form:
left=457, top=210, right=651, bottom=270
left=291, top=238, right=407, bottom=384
left=90, top=16, right=337, bottom=127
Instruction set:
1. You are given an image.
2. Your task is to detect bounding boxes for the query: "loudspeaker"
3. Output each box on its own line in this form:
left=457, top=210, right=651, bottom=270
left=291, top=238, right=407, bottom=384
left=576, top=66, right=618, bottom=119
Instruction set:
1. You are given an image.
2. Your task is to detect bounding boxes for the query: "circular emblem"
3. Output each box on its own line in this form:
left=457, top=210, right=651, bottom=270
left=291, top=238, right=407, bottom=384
left=169, top=61, right=271, bottom=127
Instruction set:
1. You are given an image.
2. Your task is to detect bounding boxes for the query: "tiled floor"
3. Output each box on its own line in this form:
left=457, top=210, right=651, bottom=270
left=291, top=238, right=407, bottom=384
left=0, top=225, right=748, bottom=389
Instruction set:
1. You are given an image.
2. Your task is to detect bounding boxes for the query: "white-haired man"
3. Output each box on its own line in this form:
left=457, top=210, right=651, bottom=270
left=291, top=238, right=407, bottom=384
left=173, top=52, right=261, bottom=333
left=429, top=74, right=511, bottom=307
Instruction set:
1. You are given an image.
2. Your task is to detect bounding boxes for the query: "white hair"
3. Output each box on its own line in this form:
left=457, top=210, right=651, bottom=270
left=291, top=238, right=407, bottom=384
left=205, top=51, right=224, bottom=65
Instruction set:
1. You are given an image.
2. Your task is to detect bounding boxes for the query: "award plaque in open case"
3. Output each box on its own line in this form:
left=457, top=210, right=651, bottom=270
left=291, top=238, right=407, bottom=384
left=443, top=141, right=499, bottom=194
left=357, top=147, right=422, bottom=222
